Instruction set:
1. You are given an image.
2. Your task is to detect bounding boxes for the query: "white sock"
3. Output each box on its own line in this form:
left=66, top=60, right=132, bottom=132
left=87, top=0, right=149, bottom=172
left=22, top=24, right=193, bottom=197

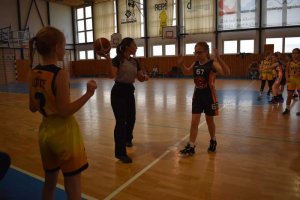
left=189, top=142, right=195, bottom=147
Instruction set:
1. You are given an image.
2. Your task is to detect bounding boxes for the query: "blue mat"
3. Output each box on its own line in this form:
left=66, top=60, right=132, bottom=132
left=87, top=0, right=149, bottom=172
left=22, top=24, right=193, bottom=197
left=0, top=168, right=86, bottom=200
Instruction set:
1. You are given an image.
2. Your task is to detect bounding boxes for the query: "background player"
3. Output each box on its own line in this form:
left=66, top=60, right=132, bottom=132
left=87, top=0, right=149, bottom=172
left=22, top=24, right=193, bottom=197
left=283, top=48, right=300, bottom=115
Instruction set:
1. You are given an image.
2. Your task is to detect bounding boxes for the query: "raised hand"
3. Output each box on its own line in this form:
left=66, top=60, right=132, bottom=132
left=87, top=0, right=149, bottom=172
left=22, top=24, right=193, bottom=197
left=87, top=80, right=97, bottom=95
left=96, top=51, right=111, bottom=60
left=177, top=54, right=184, bottom=66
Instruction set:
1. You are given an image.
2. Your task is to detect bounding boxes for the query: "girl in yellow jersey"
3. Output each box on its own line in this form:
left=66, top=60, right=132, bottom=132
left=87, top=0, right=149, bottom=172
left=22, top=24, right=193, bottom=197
left=268, top=53, right=283, bottom=104
left=28, top=26, right=97, bottom=199
left=258, top=54, right=274, bottom=99
left=283, top=48, right=300, bottom=115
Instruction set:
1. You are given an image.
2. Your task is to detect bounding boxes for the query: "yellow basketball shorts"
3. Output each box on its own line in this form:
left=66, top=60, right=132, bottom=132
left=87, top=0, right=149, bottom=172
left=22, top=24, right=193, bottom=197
left=287, top=77, right=300, bottom=91
left=39, top=115, right=88, bottom=176
left=261, top=73, right=274, bottom=81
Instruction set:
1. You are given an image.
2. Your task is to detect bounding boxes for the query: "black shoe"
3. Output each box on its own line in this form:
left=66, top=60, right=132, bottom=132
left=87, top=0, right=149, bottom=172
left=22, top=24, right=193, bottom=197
left=126, top=141, right=133, bottom=147
left=267, top=91, right=271, bottom=96
left=207, top=139, right=217, bottom=153
left=179, top=143, right=195, bottom=156
left=115, top=155, right=132, bottom=163
left=296, top=112, right=300, bottom=116
left=268, top=98, right=277, bottom=104
left=282, top=108, right=290, bottom=115
left=278, top=97, right=284, bottom=103
left=293, top=94, right=298, bottom=99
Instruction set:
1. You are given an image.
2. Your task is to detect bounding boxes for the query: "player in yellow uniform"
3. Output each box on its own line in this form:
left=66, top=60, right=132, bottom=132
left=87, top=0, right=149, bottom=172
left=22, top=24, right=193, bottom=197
left=258, top=54, right=274, bottom=99
left=28, top=26, right=97, bottom=199
left=268, top=53, right=283, bottom=104
left=283, top=48, right=300, bottom=115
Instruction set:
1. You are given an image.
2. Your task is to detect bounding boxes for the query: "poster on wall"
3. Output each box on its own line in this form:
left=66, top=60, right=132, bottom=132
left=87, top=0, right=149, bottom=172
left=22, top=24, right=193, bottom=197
left=217, top=0, right=258, bottom=30
left=147, top=0, right=174, bottom=37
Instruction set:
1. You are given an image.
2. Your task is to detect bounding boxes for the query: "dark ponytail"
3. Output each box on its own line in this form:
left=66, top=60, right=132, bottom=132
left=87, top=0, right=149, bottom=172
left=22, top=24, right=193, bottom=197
left=112, top=37, right=134, bottom=68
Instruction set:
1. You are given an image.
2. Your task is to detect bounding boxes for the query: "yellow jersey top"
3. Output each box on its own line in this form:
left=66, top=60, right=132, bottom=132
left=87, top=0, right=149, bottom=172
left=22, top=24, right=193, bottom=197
left=288, top=61, right=300, bottom=78
left=29, top=64, right=61, bottom=117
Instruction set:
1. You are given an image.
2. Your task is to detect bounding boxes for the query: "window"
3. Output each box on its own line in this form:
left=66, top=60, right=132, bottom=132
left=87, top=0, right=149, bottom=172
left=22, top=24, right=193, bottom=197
left=218, top=0, right=259, bottom=30
left=87, top=50, right=94, bottom=59
left=76, top=6, right=93, bottom=44
left=224, top=40, right=237, bottom=54
left=136, top=46, right=145, bottom=57
left=153, top=45, right=163, bottom=56
left=110, top=48, right=117, bottom=59
left=119, top=0, right=143, bottom=38
left=140, top=2, right=145, bottom=38
left=185, top=42, right=212, bottom=55
left=172, top=0, right=177, bottom=26
left=147, top=0, right=176, bottom=37
left=266, top=38, right=283, bottom=53
left=165, top=44, right=175, bottom=56
left=114, top=0, right=117, bottom=33
left=262, top=0, right=300, bottom=27
left=79, top=51, right=86, bottom=60
left=79, top=50, right=94, bottom=60
left=262, top=0, right=282, bottom=27
left=94, top=1, right=115, bottom=39
left=240, top=40, right=254, bottom=53
left=285, top=37, right=300, bottom=53
left=287, top=1, right=300, bottom=25
left=185, top=43, right=196, bottom=55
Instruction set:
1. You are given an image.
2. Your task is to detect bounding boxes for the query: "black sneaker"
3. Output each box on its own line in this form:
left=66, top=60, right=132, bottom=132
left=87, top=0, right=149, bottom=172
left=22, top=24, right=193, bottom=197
left=268, top=98, right=277, bottom=104
left=296, top=112, right=300, bottom=116
left=282, top=108, right=290, bottom=115
left=126, top=141, right=133, bottom=147
left=115, top=155, right=132, bottom=163
left=278, top=97, right=284, bottom=103
left=179, top=143, right=195, bottom=156
left=207, top=139, right=217, bottom=153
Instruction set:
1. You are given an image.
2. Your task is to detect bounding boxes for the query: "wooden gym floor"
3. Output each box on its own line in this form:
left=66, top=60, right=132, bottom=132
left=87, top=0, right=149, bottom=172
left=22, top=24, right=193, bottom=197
left=0, top=78, right=299, bottom=200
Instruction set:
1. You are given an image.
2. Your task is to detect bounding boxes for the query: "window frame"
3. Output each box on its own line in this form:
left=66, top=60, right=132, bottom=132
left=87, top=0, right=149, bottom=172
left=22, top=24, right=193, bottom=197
left=76, top=6, right=94, bottom=44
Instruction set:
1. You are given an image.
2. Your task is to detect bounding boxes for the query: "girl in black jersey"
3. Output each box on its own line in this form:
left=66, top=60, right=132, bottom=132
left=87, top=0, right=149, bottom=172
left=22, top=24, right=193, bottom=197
left=100, top=37, right=149, bottom=163
left=178, top=42, right=230, bottom=156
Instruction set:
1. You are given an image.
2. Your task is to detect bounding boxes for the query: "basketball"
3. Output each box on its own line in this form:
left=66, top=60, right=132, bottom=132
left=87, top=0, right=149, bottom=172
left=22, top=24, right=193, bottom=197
left=94, top=38, right=111, bottom=55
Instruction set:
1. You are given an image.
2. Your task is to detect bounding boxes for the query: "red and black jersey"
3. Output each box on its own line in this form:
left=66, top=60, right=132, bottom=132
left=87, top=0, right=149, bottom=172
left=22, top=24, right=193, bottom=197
left=193, top=60, right=217, bottom=90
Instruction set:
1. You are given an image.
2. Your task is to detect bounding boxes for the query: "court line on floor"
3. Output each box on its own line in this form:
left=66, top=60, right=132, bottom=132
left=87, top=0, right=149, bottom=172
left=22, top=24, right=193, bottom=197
left=10, top=165, right=98, bottom=200
left=104, top=80, right=257, bottom=199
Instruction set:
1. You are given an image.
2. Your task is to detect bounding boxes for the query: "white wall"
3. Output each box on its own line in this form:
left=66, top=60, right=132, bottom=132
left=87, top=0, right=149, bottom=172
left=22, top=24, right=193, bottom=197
left=49, top=3, right=73, bottom=44
left=0, top=0, right=18, bottom=30
left=19, top=0, right=48, bottom=34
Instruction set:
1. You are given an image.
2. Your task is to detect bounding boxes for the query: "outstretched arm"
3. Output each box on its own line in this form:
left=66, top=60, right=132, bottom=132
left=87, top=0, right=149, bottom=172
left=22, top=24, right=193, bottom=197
left=97, top=51, right=117, bottom=79
left=177, top=54, right=194, bottom=72
left=213, top=49, right=230, bottom=76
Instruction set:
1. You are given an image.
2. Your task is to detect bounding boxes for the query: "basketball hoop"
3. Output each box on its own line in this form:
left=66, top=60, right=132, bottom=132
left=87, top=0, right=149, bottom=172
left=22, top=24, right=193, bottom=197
left=162, top=26, right=186, bottom=39
left=162, top=26, right=177, bottom=39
